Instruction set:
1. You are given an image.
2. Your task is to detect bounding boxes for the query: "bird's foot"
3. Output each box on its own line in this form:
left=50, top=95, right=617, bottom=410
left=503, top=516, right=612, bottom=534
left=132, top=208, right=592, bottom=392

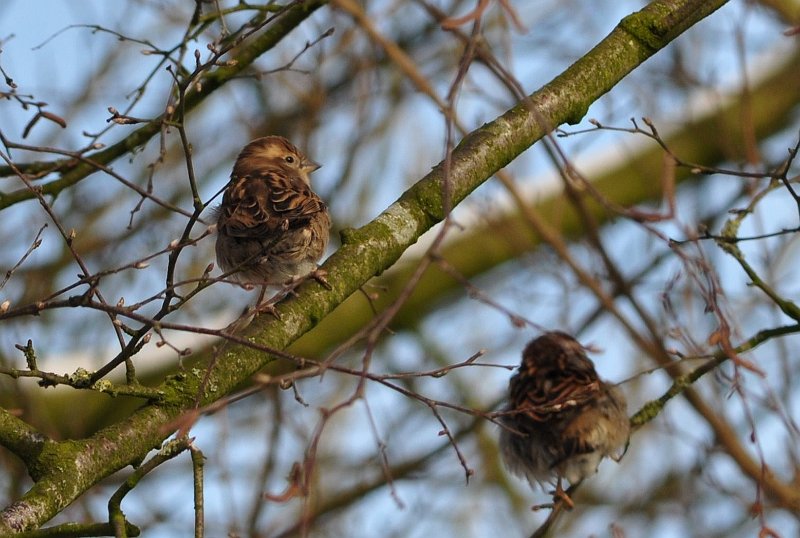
left=310, top=268, right=330, bottom=289
left=280, top=268, right=331, bottom=297
left=551, top=479, right=575, bottom=510
left=253, top=299, right=282, bottom=320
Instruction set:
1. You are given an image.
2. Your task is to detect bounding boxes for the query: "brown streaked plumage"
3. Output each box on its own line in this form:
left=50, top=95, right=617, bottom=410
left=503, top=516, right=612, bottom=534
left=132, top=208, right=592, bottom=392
left=499, top=331, right=629, bottom=493
left=215, top=136, right=330, bottom=288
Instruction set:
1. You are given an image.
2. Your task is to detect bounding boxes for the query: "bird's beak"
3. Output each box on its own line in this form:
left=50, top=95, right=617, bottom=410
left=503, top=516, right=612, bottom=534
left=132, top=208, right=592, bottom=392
left=304, top=158, right=321, bottom=172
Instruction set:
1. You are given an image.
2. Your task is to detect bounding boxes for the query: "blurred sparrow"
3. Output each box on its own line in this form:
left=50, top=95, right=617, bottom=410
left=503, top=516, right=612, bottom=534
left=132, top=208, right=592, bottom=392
left=215, top=136, right=331, bottom=310
left=499, top=331, right=629, bottom=504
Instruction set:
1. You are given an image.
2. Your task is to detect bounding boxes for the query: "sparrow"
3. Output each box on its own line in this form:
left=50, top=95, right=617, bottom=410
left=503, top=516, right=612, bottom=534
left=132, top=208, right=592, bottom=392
left=215, top=136, right=331, bottom=307
left=498, top=331, right=629, bottom=503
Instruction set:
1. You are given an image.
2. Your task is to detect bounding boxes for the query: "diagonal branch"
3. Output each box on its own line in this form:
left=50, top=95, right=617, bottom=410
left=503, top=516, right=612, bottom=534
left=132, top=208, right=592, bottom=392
left=293, top=34, right=800, bottom=358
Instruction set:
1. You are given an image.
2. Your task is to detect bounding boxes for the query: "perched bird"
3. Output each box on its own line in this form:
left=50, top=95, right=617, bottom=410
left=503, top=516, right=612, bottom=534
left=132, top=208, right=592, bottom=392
left=215, top=136, right=331, bottom=308
left=499, top=331, right=629, bottom=502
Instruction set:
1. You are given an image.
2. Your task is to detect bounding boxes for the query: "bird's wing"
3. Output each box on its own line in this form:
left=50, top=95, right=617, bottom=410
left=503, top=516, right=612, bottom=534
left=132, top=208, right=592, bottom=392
left=218, top=171, right=326, bottom=238
left=510, top=347, right=601, bottom=423
left=266, top=170, right=327, bottom=229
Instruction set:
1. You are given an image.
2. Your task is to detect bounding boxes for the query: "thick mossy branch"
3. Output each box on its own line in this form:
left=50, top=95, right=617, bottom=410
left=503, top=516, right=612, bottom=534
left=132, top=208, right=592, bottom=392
left=293, top=17, right=800, bottom=359
left=13, top=521, right=140, bottom=537
left=0, top=0, right=729, bottom=532
left=0, top=409, right=50, bottom=475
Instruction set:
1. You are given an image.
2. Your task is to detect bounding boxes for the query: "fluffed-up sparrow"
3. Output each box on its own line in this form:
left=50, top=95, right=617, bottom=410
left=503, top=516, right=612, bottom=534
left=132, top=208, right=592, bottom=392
left=215, top=136, right=331, bottom=309
left=499, top=331, right=629, bottom=502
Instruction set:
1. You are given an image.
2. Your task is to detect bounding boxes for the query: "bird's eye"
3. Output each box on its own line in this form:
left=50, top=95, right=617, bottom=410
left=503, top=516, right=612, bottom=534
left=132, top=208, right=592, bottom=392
left=285, top=155, right=295, bottom=163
